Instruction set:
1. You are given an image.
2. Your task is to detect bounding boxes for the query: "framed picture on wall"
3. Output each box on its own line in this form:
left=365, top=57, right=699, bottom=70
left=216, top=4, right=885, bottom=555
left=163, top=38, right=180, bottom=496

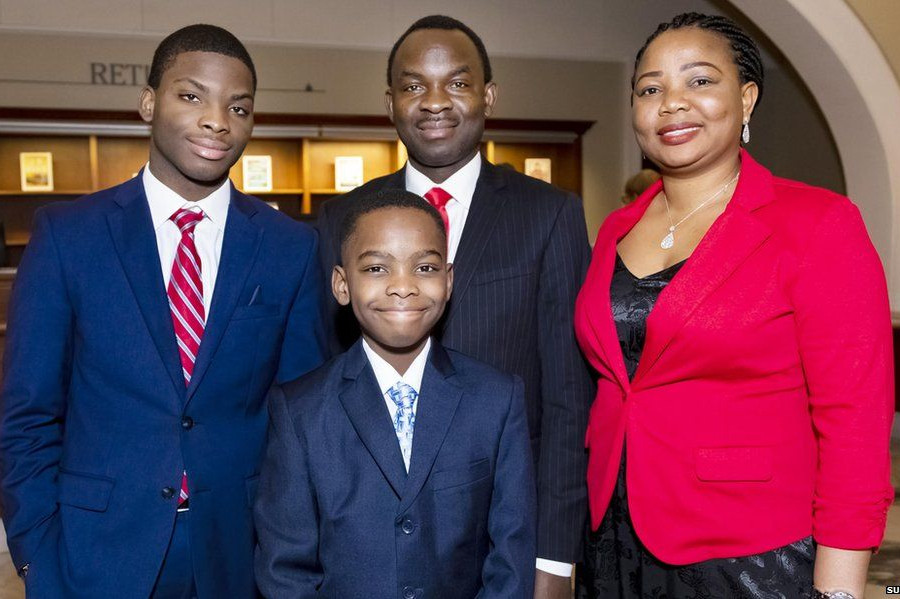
left=20, top=152, right=54, bottom=191
left=242, top=155, right=273, bottom=192
left=335, top=156, right=364, bottom=191
left=524, top=158, right=551, bottom=184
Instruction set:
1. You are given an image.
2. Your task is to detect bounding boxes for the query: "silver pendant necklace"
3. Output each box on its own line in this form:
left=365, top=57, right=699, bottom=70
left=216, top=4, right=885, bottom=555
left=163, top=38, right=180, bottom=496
left=660, top=171, right=740, bottom=249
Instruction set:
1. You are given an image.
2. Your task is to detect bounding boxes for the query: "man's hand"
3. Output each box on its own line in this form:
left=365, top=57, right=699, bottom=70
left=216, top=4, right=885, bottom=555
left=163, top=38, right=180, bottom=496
left=534, top=569, right=572, bottom=599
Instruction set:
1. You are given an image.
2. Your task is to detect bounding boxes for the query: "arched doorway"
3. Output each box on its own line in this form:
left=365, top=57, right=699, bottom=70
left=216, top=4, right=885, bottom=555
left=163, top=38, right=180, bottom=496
left=729, top=0, right=900, bottom=312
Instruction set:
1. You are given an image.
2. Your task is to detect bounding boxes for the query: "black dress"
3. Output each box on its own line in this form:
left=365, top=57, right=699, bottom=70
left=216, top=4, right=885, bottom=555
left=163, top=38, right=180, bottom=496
left=575, top=255, right=815, bottom=599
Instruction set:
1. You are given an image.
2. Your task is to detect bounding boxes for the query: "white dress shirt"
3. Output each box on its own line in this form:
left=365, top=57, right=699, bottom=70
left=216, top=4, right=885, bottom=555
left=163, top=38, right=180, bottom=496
left=361, top=338, right=431, bottom=472
left=405, top=153, right=480, bottom=264
left=143, top=166, right=230, bottom=319
left=406, top=154, right=572, bottom=578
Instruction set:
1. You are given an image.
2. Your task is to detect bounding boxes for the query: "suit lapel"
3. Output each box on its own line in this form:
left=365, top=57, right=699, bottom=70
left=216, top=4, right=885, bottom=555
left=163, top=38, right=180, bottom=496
left=398, top=344, right=463, bottom=514
left=338, top=342, right=409, bottom=498
left=106, top=174, right=185, bottom=400
left=633, top=154, right=775, bottom=384
left=380, top=168, right=406, bottom=191
left=582, top=188, right=659, bottom=391
left=185, top=188, right=262, bottom=401
left=445, top=161, right=508, bottom=321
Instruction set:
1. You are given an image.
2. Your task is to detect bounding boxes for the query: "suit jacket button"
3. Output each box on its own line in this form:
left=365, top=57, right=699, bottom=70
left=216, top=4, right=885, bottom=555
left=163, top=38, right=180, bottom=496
left=181, top=417, right=194, bottom=430
left=401, top=518, right=415, bottom=535
left=402, top=586, right=416, bottom=599
left=161, top=487, right=176, bottom=499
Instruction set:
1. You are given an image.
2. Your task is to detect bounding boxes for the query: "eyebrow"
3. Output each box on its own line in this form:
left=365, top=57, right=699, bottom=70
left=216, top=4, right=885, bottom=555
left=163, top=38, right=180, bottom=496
left=635, top=70, right=662, bottom=83
left=680, top=61, right=722, bottom=73
left=398, top=65, right=471, bottom=80
left=357, top=250, right=393, bottom=260
left=231, top=93, right=254, bottom=102
left=357, top=249, right=443, bottom=261
left=173, top=77, right=208, bottom=92
left=411, top=249, right=444, bottom=260
left=635, top=61, right=723, bottom=83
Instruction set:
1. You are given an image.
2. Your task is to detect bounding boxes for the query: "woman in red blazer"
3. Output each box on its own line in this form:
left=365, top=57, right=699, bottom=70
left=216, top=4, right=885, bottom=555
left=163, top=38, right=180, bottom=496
left=574, top=13, right=894, bottom=599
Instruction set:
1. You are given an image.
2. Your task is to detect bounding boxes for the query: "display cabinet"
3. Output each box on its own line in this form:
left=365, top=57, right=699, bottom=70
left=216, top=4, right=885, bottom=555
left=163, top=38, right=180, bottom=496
left=0, top=108, right=592, bottom=266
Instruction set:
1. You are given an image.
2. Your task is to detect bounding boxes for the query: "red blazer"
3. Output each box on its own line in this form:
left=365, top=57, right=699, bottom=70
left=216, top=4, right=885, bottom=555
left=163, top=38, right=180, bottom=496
left=574, top=150, right=894, bottom=565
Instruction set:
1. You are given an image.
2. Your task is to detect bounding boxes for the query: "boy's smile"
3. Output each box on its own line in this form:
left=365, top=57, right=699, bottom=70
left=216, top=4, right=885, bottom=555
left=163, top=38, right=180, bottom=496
left=333, top=206, right=452, bottom=374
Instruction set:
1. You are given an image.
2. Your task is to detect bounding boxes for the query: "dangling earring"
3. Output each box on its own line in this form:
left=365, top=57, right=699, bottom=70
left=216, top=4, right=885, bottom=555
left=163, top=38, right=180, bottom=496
left=741, top=121, right=750, bottom=144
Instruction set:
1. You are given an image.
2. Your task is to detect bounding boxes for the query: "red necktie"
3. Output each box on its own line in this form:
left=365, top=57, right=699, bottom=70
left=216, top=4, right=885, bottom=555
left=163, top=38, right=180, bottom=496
left=423, top=187, right=452, bottom=236
left=167, top=207, right=205, bottom=509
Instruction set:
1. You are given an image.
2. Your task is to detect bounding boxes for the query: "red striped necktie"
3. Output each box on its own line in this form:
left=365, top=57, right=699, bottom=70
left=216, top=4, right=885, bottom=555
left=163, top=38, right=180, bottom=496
left=167, top=207, right=205, bottom=509
left=424, top=187, right=452, bottom=236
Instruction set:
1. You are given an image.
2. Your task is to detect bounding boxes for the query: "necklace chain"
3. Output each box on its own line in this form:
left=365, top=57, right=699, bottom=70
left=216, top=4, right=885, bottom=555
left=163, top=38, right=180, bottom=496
left=660, top=171, right=740, bottom=249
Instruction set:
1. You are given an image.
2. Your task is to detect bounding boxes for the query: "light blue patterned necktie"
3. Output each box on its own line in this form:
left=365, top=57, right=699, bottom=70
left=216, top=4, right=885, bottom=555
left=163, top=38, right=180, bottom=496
left=387, top=381, right=418, bottom=471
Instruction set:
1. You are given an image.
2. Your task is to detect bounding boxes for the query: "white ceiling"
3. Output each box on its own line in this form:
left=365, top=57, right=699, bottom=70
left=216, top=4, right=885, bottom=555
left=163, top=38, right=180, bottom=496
left=0, top=0, right=748, bottom=64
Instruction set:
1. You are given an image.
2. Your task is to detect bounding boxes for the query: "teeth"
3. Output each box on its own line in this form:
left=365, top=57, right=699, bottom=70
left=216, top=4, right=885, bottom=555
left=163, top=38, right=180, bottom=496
left=662, top=127, right=699, bottom=136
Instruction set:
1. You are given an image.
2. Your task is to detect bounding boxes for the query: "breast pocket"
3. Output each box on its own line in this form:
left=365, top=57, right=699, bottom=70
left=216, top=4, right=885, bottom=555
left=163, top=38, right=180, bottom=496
left=469, top=265, right=533, bottom=287
left=230, top=303, right=280, bottom=321
left=431, top=458, right=491, bottom=491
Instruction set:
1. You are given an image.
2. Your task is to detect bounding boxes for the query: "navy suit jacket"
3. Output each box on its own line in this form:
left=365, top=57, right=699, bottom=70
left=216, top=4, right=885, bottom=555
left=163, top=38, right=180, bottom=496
left=316, top=160, right=594, bottom=561
left=254, top=340, right=536, bottom=598
left=0, top=175, right=326, bottom=598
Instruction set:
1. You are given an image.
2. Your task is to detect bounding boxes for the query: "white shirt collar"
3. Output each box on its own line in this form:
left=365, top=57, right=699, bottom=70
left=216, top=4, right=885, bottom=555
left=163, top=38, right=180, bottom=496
left=405, top=153, right=481, bottom=210
left=361, top=337, right=431, bottom=395
left=142, top=164, right=231, bottom=232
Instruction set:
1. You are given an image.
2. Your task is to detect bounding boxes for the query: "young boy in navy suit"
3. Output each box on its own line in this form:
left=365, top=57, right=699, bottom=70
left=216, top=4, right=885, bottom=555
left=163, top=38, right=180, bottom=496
left=254, top=190, right=536, bottom=598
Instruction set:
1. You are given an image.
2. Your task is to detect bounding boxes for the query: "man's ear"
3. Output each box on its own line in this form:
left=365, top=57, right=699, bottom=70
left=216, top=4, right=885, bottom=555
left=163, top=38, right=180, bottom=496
left=384, top=88, right=395, bottom=124
left=445, top=262, right=454, bottom=301
left=332, top=265, right=351, bottom=306
left=139, top=86, right=156, bottom=124
left=483, top=81, right=498, bottom=118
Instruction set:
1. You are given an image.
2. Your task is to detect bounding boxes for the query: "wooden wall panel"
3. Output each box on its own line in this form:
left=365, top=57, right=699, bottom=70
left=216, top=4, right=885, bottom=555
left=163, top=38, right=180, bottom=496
left=96, top=137, right=148, bottom=189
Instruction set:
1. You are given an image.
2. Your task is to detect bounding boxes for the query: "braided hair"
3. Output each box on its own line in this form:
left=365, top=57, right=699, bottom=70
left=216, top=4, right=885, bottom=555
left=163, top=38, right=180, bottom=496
left=632, top=12, right=764, bottom=105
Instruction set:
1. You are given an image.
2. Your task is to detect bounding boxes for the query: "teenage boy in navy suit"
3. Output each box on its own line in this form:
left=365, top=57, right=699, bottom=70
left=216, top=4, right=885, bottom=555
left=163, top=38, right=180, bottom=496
left=254, top=190, right=536, bottom=598
left=0, top=25, right=325, bottom=599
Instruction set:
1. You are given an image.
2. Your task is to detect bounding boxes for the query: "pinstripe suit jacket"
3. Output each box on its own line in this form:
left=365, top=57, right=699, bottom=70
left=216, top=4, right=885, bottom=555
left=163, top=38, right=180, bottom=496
left=316, top=159, right=594, bottom=562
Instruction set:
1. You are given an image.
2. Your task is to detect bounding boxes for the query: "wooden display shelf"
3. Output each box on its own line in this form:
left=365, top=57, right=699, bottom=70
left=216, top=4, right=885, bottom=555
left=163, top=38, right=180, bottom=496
left=0, top=108, right=593, bottom=266
left=0, top=189, right=92, bottom=196
left=243, top=188, right=306, bottom=195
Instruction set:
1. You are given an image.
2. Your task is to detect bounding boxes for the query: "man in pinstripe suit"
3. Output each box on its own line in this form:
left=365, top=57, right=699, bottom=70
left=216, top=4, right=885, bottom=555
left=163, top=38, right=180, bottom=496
left=316, top=15, right=594, bottom=598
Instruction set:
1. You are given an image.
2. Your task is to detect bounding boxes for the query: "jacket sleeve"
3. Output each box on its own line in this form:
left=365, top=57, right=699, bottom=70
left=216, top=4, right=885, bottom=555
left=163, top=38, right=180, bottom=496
left=254, top=386, right=323, bottom=598
left=0, top=208, right=69, bottom=590
left=792, top=198, right=894, bottom=549
left=534, top=192, right=594, bottom=561
left=479, top=377, right=537, bottom=598
left=275, top=230, right=328, bottom=383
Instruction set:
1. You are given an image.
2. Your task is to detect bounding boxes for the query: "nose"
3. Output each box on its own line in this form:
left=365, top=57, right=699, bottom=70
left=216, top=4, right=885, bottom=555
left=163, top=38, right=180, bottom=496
left=419, top=86, right=452, bottom=114
left=386, top=271, right=419, bottom=298
left=199, top=102, right=230, bottom=133
left=658, top=89, right=689, bottom=115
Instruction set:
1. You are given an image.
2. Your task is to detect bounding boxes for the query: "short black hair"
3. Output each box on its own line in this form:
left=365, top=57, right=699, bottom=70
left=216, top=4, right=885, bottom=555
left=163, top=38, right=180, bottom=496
left=338, top=190, right=447, bottom=260
left=632, top=12, right=764, bottom=105
left=387, top=15, right=492, bottom=86
left=148, top=24, right=257, bottom=91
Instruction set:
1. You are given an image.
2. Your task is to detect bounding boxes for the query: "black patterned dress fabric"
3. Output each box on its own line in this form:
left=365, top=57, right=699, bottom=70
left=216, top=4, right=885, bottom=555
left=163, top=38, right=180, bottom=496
left=575, top=254, right=815, bottom=599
